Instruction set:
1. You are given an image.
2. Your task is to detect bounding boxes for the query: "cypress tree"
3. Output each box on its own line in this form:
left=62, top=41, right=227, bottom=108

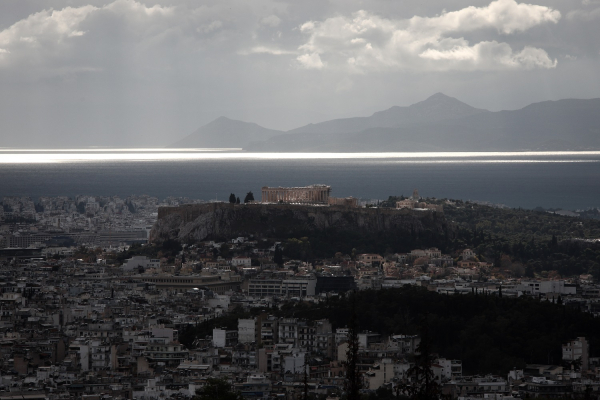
left=345, top=291, right=362, bottom=400
left=401, top=315, right=440, bottom=400
left=244, top=191, right=255, bottom=203
left=303, top=357, right=310, bottom=400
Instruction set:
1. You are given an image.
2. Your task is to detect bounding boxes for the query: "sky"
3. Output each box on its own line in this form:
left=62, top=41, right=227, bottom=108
left=0, top=0, right=599, bottom=147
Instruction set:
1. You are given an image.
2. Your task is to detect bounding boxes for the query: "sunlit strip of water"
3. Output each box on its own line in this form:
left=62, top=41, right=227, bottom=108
left=2, top=151, right=600, bottom=163
left=0, top=148, right=241, bottom=152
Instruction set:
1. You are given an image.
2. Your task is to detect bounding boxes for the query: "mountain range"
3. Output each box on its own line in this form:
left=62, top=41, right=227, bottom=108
left=169, top=93, right=600, bottom=151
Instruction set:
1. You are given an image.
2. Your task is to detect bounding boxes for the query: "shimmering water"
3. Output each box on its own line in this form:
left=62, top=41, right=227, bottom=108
left=0, top=149, right=599, bottom=210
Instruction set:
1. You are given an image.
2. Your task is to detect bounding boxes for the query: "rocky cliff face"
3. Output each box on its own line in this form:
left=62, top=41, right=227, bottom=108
left=150, top=203, right=450, bottom=244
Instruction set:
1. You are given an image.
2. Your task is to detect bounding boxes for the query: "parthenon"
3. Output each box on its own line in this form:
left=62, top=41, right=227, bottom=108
left=261, top=185, right=331, bottom=204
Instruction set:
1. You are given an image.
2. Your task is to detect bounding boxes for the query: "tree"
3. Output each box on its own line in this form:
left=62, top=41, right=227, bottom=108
left=229, top=193, right=236, bottom=204
left=236, top=197, right=241, bottom=204
left=345, top=291, right=362, bottom=400
left=193, top=378, right=243, bottom=400
left=400, top=316, right=440, bottom=400
left=303, top=357, right=310, bottom=400
left=244, top=191, right=255, bottom=203
left=283, top=237, right=312, bottom=260
left=274, top=245, right=283, bottom=267
left=220, top=243, right=230, bottom=258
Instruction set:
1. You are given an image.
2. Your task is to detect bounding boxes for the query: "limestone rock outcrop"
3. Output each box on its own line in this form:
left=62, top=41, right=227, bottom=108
left=150, top=203, right=449, bottom=244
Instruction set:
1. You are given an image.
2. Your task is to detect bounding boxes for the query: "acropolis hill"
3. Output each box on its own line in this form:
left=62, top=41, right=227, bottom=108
left=150, top=202, right=449, bottom=244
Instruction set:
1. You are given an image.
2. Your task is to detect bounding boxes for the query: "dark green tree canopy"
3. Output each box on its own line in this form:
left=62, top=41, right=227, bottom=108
left=194, top=378, right=242, bottom=400
left=244, top=191, right=255, bottom=203
left=274, top=245, right=283, bottom=266
left=229, top=193, right=236, bottom=204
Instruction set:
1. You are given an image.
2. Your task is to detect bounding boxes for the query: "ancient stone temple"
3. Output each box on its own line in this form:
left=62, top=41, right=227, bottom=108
left=261, top=185, right=331, bottom=204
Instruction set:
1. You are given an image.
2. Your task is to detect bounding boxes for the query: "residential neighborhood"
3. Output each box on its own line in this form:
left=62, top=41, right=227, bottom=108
left=0, top=195, right=599, bottom=399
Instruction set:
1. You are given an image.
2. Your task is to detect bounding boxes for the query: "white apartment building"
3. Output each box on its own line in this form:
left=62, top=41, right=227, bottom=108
left=563, top=337, right=589, bottom=371
left=238, top=319, right=256, bottom=344
left=213, top=328, right=238, bottom=348
left=425, top=248, right=442, bottom=258
left=231, top=256, right=251, bottom=267
left=122, top=256, right=160, bottom=272
left=520, top=280, right=577, bottom=295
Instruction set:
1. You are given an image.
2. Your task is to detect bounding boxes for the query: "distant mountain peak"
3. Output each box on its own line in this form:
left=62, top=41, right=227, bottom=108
left=168, top=116, right=282, bottom=148
left=210, top=116, right=245, bottom=124
left=414, top=92, right=467, bottom=107
left=429, top=92, right=452, bottom=99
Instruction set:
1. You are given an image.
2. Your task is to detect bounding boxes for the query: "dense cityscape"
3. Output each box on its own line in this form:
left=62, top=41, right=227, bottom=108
left=0, top=187, right=599, bottom=399
left=3, top=0, right=600, bottom=398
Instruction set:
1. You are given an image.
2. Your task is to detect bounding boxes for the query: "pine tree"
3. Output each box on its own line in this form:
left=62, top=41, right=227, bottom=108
left=244, top=191, right=255, bottom=203
left=229, top=193, right=236, bottom=204
left=236, top=197, right=241, bottom=204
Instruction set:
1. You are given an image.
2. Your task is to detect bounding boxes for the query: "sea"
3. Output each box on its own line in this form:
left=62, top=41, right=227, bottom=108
left=1, top=149, right=600, bottom=211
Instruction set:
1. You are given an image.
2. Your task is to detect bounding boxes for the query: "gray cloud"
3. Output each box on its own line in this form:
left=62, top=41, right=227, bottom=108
left=0, top=0, right=598, bottom=146
left=292, top=1, right=560, bottom=72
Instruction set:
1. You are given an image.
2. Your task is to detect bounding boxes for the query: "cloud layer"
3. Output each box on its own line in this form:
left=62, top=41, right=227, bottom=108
left=0, top=0, right=598, bottom=146
left=296, top=0, right=560, bottom=72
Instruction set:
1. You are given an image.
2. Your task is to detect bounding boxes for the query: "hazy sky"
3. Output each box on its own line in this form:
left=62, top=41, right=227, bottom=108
left=1, top=0, right=599, bottom=147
